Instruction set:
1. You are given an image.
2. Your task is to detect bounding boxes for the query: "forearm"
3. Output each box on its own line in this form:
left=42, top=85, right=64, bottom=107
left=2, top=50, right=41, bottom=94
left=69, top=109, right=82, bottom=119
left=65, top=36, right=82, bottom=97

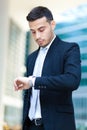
left=34, top=72, right=81, bottom=91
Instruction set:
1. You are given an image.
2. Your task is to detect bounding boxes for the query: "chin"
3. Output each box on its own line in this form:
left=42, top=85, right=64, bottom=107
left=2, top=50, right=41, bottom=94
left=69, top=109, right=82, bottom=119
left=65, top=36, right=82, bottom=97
left=39, top=44, right=44, bottom=47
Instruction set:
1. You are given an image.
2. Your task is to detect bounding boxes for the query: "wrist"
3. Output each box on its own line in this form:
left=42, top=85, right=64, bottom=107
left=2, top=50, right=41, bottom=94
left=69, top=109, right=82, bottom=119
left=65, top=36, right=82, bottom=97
left=28, top=76, right=36, bottom=87
left=28, top=79, right=33, bottom=88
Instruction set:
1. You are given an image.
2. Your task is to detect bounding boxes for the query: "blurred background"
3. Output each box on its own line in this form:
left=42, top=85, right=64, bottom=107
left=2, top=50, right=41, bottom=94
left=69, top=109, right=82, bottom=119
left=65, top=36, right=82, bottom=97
left=0, top=0, right=87, bottom=130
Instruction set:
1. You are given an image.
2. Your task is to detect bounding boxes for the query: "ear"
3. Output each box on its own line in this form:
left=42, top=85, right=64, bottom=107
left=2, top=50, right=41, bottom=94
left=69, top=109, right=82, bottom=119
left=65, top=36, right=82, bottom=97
left=51, top=20, right=56, bottom=30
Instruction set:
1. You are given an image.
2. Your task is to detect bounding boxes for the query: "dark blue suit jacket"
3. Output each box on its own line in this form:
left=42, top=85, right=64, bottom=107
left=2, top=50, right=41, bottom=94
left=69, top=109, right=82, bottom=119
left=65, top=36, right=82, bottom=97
left=23, top=36, right=81, bottom=130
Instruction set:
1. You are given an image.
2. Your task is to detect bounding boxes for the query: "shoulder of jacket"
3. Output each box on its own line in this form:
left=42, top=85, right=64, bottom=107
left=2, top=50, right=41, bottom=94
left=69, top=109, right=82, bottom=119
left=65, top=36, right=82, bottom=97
left=60, top=40, right=79, bottom=49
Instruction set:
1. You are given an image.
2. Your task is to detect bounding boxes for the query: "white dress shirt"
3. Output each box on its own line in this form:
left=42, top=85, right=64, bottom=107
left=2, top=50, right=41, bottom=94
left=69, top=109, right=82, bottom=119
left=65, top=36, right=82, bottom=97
left=29, top=35, right=56, bottom=120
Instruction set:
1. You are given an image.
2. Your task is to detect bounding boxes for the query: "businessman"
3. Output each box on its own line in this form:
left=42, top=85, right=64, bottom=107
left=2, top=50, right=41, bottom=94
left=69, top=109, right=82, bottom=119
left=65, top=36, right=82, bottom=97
left=14, top=6, right=81, bottom=130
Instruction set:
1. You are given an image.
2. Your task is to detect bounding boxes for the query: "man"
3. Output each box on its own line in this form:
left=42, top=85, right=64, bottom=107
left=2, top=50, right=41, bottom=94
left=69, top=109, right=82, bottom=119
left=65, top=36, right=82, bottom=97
left=14, top=6, right=81, bottom=130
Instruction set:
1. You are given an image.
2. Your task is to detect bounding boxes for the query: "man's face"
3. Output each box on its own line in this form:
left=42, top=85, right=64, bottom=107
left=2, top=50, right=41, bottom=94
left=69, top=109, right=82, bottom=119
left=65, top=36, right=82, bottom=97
left=29, top=17, right=56, bottom=47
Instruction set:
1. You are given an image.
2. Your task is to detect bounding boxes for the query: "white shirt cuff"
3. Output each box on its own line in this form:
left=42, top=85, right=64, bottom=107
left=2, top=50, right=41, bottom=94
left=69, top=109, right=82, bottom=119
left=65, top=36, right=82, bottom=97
left=28, top=76, right=36, bottom=87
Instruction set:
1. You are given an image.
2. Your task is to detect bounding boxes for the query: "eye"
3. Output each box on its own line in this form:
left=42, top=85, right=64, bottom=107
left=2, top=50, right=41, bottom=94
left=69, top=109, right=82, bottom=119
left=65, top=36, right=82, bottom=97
left=39, top=27, right=45, bottom=32
left=31, top=30, right=36, bottom=34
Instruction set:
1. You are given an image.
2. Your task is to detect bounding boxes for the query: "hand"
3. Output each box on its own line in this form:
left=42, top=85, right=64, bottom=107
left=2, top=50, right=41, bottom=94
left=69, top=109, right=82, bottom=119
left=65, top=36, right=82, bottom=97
left=14, top=77, right=31, bottom=91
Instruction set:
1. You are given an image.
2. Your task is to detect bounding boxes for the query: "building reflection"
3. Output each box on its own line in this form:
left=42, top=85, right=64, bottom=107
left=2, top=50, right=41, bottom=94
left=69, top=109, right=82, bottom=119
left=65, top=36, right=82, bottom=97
left=55, top=4, right=87, bottom=130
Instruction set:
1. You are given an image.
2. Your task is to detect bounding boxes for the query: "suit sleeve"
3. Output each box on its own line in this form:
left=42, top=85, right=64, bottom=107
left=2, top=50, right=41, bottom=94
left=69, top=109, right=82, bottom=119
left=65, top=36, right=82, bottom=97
left=34, top=43, right=81, bottom=91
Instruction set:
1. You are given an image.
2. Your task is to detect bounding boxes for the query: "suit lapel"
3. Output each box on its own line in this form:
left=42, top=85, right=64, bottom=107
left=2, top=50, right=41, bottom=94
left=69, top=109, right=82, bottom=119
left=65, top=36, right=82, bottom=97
left=42, top=36, right=61, bottom=75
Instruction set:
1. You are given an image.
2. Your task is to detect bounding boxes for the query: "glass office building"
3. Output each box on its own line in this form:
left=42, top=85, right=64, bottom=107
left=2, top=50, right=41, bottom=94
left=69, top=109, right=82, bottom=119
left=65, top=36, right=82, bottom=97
left=55, top=4, right=87, bottom=129
left=3, top=19, right=26, bottom=127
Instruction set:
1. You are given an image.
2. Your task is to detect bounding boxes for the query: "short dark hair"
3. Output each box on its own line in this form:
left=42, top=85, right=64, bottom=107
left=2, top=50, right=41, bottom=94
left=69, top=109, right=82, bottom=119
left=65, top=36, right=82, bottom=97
left=26, top=6, right=53, bottom=22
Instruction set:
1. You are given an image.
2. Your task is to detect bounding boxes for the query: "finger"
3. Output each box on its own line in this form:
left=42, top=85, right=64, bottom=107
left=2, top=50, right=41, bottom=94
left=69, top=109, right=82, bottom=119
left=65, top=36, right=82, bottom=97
left=16, top=84, right=24, bottom=91
left=14, top=81, right=18, bottom=91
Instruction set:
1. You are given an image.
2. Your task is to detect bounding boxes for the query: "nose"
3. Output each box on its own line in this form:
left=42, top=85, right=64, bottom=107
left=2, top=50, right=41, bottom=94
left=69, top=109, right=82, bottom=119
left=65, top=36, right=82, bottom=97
left=36, top=32, right=40, bottom=39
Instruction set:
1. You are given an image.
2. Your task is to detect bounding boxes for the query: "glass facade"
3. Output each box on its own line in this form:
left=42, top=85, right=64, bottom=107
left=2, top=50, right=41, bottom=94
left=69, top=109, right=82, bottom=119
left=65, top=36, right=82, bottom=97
left=55, top=4, right=87, bottom=130
left=4, top=19, right=27, bottom=127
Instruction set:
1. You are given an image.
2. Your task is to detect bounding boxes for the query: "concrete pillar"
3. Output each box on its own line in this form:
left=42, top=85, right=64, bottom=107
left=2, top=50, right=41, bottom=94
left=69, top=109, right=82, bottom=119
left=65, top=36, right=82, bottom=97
left=0, top=0, right=9, bottom=129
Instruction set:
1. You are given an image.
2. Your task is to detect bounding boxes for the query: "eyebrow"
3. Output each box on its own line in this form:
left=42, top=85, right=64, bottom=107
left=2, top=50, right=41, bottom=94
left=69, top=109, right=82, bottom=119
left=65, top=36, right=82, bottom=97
left=30, top=26, right=45, bottom=31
